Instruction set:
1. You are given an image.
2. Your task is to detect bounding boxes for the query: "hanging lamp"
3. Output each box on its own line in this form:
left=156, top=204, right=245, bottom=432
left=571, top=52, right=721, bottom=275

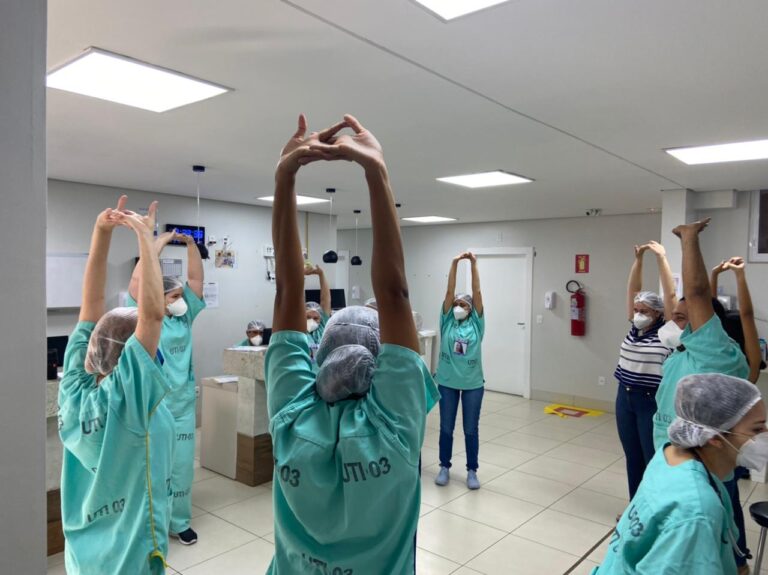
left=351, top=209, right=362, bottom=266
left=192, top=165, right=209, bottom=259
left=322, top=187, right=338, bottom=263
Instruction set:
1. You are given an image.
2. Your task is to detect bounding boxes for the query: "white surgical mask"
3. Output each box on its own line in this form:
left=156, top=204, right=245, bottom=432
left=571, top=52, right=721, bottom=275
left=725, top=432, right=768, bottom=470
left=658, top=320, right=683, bottom=349
left=166, top=298, right=188, bottom=317
left=249, top=336, right=263, bottom=346
left=453, top=306, right=469, bottom=321
left=307, top=319, right=320, bottom=333
left=632, top=313, right=654, bottom=330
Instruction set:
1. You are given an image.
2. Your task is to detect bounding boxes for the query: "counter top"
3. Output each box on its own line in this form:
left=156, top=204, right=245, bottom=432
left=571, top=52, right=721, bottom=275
left=46, top=379, right=59, bottom=419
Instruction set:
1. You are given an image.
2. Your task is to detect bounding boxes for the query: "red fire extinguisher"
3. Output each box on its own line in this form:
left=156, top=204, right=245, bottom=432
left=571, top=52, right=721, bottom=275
left=567, top=280, right=586, bottom=336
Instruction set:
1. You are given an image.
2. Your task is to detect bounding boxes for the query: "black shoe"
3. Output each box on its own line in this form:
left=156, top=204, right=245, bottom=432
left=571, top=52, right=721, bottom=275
left=173, top=527, right=198, bottom=545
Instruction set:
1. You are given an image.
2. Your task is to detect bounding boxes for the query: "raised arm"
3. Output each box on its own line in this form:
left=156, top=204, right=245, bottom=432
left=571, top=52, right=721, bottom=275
left=311, top=114, right=418, bottom=352
left=673, top=219, right=713, bottom=332
left=114, top=203, right=164, bottom=358
left=627, top=244, right=647, bottom=322
left=728, top=257, right=761, bottom=383
left=80, top=195, right=128, bottom=323
left=181, top=232, right=204, bottom=298
left=272, top=115, right=345, bottom=333
left=444, top=256, right=460, bottom=314
left=468, top=252, right=484, bottom=316
left=710, top=260, right=727, bottom=300
left=128, top=231, right=176, bottom=301
left=305, top=265, right=331, bottom=316
left=647, top=241, right=678, bottom=320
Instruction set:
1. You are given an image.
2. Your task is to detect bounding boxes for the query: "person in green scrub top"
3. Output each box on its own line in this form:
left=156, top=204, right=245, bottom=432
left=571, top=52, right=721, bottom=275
left=59, top=196, right=175, bottom=575
left=593, top=373, right=767, bottom=575
left=264, top=113, right=439, bottom=574
left=304, top=264, right=331, bottom=362
left=434, top=252, right=485, bottom=490
left=127, top=229, right=206, bottom=545
left=238, top=320, right=266, bottom=347
left=652, top=219, right=751, bottom=572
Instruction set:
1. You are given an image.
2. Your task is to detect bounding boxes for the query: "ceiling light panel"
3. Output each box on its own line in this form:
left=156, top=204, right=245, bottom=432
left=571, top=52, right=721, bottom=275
left=47, top=48, right=230, bottom=113
left=665, top=139, right=768, bottom=165
left=402, top=216, right=457, bottom=223
left=257, top=195, right=329, bottom=206
left=437, top=170, right=532, bottom=188
left=413, top=0, right=511, bottom=21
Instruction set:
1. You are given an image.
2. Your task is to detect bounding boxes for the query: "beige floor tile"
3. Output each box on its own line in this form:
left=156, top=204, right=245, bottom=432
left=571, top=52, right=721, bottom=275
left=513, top=509, right=612, bottom=558
left=567, top=431, right=624, bottom=455
left=587, top=531, right=611, bottom=563
left=182, top=538, right=275, bottom=575
left=451, top=568, right=485, bottom=575
left=421, top=474, right=472, bottom=507
left=488, top=431, right=563, bottom=454
left=417, top=509, right=506, bottom=564
left=551, top=488, right=628, bottom=527
left=191, top=504, right=208, bottom=519
left=484, top=469, right=575, bottom=507
left=415, top=548, right=462, bottom=575
left=589, top=420, right=621, bottom=439
left=515, top=455, right=601, bottom=487
left=545, top=443, right=622, bottom=470
left=440, top=489, right=545, bottom=532
left=479, top=413, right=531, bottom=431
left=569, top=559, right=601, bottom=574
left=262, top=531, right=275, bottom=544
left=424, top=455, right=509, bottom=484
left=515, top=421, right=583, bottom=442
left=606, top=457, right=628, bottom=476
left=166, top=513, right=257, bottom=571
left=467, top=534, right=579, bottom=575
left=477, top=442, right=538, bottom=469
left=192, top=475, right=270, bottom=512
left=420, top=502, right=436, bottom=517
left=193, top=460, right=220, bottom=484
left=581, top=468, right=631, bottom=501
left=212, top=490, right=274, bottom=536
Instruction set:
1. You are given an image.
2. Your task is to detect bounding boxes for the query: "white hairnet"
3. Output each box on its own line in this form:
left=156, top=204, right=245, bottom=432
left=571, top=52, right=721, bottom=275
left=364, top=298, right=378, bottom=310
left=316, top=345, right=376, bottom=403
left=84, top=307, right=139, bottom=376
left=668, top=374, right=762, bottom=448
left=316, top=306, right=380, bottom=368
left=305, top=301, right=323, bottom=313
left=634, top=291, right=664, bottom=312
left=454, top=293, right=473, bottom=310
left=163, top=276, right=184, bottom=294
left=247, top=320, right=265, bottom=332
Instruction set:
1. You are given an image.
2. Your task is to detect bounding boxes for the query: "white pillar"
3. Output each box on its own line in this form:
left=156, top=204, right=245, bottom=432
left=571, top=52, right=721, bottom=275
left=660, top=189, right=695, bottom=280
left=0, top=0, right=47, bottom=572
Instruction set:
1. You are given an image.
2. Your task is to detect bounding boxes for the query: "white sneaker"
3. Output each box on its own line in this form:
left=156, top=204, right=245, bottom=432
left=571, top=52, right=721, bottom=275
left=435, top=466, right=450, bottom=486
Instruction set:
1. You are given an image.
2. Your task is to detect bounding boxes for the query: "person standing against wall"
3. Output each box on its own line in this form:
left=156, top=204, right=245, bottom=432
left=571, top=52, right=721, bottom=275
left=127, top=229, right=206, bottom=545
left=434, top=252, right=485, bottom=490
left=615, top=241, right=676, bottom=499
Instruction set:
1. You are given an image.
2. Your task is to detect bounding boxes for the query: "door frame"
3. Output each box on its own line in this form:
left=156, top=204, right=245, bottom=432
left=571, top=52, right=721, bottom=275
left=467, top=247, right=534, bottom=399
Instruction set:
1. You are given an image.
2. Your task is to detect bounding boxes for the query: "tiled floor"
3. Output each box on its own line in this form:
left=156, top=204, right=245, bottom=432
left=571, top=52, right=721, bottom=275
left=46, top=391, right=768, bottom=574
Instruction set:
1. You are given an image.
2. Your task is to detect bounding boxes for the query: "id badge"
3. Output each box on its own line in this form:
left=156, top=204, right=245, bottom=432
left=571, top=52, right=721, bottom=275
left=453, top=338, right=469, bottom=356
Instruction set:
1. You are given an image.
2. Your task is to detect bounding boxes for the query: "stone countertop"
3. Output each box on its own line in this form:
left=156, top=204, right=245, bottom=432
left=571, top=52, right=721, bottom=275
left=46, top=379, right=60, bottom=419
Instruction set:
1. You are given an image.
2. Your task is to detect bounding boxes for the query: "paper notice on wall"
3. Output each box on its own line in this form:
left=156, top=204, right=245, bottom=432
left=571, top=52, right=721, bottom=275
left=203, top=281, right=219, bottom=308
left=672, top=273, right=683, bottom=299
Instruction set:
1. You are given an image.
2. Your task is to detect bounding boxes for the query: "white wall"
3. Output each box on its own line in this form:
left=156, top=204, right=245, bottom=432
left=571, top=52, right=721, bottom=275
left=699, top=190, right=768, bottom=331
left=0, top=0, right=47, bottom=572
left=340, top=213, right=663, bottom=409
left=47, top=180, right=338, bottom=381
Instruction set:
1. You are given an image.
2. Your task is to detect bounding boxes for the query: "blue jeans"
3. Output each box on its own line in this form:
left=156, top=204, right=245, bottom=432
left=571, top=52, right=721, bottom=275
left=438, top=385, right=484, bottom=471
left=724, top=470, right=750, bottom=567
left=615, top=385, right=657, bottom=499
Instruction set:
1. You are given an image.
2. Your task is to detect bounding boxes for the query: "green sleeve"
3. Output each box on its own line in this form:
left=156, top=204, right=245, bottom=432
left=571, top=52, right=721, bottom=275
left=265, top=331, right=316, bottom=419
left=471, top=308, right=485, bottom=338
left=183, top=283, right=206, bottom=322
left=439, top=306, right=452, bottom=336
left=635, top=518, right=730, bottom=574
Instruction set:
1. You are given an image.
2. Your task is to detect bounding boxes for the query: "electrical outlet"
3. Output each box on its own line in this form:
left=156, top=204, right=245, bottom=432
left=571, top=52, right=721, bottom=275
left=536, top=314, right=543, bottom=324
left=598, top=376, right=606, bottom=386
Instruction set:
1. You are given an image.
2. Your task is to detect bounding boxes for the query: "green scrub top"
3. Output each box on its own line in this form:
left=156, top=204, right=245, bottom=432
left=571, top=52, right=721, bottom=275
left=435, top=306, right=485, bottom=390
left=127, top=284, right=206, bottom=417
left=59, top=322, right=175, bottom=575
left=592, top=446, right=737, bottom=575
left=265, top=331, right=440, bottom=575
left=652, top=315, right=748, bottom=450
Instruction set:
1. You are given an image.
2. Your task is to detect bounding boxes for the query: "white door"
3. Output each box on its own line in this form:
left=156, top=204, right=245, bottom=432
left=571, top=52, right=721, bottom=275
left=467, top=248, right=533, bottom=397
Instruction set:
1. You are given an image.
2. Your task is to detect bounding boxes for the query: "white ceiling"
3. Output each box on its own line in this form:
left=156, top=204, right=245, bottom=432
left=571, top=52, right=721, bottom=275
left=47, top=0, right=768, bottom=229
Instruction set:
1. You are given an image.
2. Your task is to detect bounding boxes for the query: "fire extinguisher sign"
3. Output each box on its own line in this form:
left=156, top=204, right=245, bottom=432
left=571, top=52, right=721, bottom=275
left=575, top=254, right=590, bottom=274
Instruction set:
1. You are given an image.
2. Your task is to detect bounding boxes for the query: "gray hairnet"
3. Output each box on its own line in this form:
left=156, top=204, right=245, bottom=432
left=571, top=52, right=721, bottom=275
left=364, top=298, right=378, bottom=310
left=163, top=276, right=184, bottom=294
left=315, top=345, right=376, bottom=403
left=454, top=293, right=473, bottom=310
left=305, top=301, right=322, bottom=313
left=634, top=291, right=665, bottom=312
left=247, top=320, right=265, bottom=332
left=84, top=307, right=139, bottom=376
left=363, top=299, right=422, bottom=330
left=316, top=306, right=380, bottom=368
left=668, top=374, right=762, bottom=448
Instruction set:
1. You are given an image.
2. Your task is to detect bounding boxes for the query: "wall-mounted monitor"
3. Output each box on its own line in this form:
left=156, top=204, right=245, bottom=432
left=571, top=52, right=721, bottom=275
left=165, top=224, right=205, bottom=246
left=305, top=289, right=347, bottom=311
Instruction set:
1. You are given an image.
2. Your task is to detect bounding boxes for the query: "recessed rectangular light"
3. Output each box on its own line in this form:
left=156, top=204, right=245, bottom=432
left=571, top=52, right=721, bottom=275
left=413, top=0, right=511, bottom=20
left=665, top=139, right=768, bottom=165
left=402, top=216, right=457, bottom=223
left=257, top=196, right=329, bottom=206
left=437, top=170, right=532, bottom=188
left=47, top=47, right=231, bottom=113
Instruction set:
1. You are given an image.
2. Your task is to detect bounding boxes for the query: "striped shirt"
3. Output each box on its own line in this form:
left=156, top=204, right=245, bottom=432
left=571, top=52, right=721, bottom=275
left=614, top=320, right=672, bottom=390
